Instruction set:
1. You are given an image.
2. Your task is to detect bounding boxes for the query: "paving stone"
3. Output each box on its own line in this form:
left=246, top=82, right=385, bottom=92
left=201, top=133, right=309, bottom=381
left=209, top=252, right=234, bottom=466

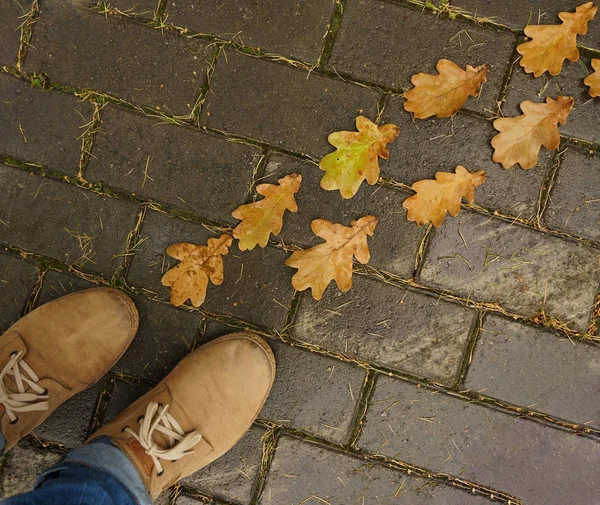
left=36, top=270, right=97, bottom=306
left=176, top=497, right=208, bottom=505
left=34, top=376, right=108, bottom=448
left=419, top=210, right=600, bottom=333
left=451, top=0, right=600, bottom=51
left=264, top=153, right=425, bottom=279
left=204, top=320, right=366, bottom=443
left=86, top=106, right=260, bottom=225
left=103, top=379, right=149, bottom=424
left=360, top=375, right=600, bottom=505
left=292, top=275, right=477, bottom=385
left=181, top=426, right=264, bottom=505
left=464, top=313, right=600, bottom=427
left=167, top=0, right=334, bottom=63
left=261, top=435, right=494, bottom=505
left=115, top=296, right=202, bottom=383
left=381, top=98, right=550, bottom=219
left=502, top=54, right=600, bottom=144
left=25, top=0, right=211, bottom=115
left=0, top=165, right=139, bottom=276
left=201, top=51, right=380, bottom=157
left=127, top=210, right=295, bottom=329
left=328, top=0, right=515, bottom=115
left=0, top=73, right=94, bottom=175
left=543, top=146, right=600, bottom=242
left=111, top=0, right=158, bottom=16
left=0, top=1, right=26, bottom=66
left=0, top=438, right=63, bottom=498
left=0, top=252, right=37, bottom=331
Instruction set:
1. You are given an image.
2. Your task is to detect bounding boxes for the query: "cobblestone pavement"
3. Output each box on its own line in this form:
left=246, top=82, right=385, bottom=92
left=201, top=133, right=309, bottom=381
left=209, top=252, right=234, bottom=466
left=1, top=1, right=600, bottom=504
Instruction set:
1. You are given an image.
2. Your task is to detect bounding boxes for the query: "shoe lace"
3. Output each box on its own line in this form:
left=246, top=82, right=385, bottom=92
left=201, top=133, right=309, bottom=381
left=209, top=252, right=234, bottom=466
left=125, top=402, right=202, bottom=475
left=0, top=351, right=49, bottom=423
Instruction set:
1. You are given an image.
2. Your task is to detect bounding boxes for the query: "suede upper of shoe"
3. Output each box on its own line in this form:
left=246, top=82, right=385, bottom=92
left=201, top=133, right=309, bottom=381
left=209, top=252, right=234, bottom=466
left=0, top=288, right=138, bottom=451
left=89, top=333, right=276, bottom=499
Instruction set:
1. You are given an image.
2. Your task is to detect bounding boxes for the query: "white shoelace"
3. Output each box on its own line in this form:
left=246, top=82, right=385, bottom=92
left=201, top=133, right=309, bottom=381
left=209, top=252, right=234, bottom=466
left=125, top=402, right=202, bottom=475
left=0, top=351, right=49, bottom=422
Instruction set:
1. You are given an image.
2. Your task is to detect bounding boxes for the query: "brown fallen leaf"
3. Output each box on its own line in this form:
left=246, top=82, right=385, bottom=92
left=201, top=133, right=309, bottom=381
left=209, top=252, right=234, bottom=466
left=584, top=58, right=600, bottom=97
left=232, top=173, right=302, bottom=251
left=320, top=116, right=399, bottom=199
left=403, top=166, right=486, bottom=227
left=517, top=2, right=597, bottom=77
left=491, top=96, right=574, bottom=169
left=403, top=59, right=489, bottom=119
left=285, top=216, right=378, bottom=300
left=161, top=234, right=233, bottom=307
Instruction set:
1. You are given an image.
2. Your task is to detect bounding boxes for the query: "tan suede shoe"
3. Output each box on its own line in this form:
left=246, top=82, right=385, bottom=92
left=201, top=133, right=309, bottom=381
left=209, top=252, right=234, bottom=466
left=88, top=332, right=276, bottom=498
left=0, top=287, right=138, bottom=452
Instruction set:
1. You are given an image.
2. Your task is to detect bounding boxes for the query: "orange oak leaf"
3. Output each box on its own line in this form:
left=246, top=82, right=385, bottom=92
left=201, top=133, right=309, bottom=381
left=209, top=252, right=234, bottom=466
left=285, top=216, right=378, bottom=301
left=403, top=59, right=489, bottom=119
left=232, top=173, right=302, bottom=251
left=320, top=116, right=399, bottom=199
left=517, top=2, right=597, bottom=77
left=403, top=166, right=486, bottom=227
left=584, top=58, right=600, bottom=96
left=491, top=96, right=574, bottom=169
left=161, top=234, right=233, bottom=307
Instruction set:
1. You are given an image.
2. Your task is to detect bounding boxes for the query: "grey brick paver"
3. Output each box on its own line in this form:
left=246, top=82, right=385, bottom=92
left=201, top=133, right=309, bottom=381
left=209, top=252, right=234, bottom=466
left=264, top=153, right=425, bottom=279
left=293, top=275, right=477, bottom=385
left=36, top=270, right=97, bottom=306
left=103, top=379, right=148, bottom=424
left=261, top=435, right=494, bottom=505
left=360, top=375, right=600, bottom=505
left=0, top=165, right=140, bottom=277
left=451, top=0, right=600, bottom=51
left=502, top=54, right=600, bottom=144
left=0, top=1, right=25, bottom=66
left=0, top=253, right=37, bottom=331
left=465, top=313, right=600, bottom=427
left=204, top=320, right=366, bottom=444
left=127, top=210, right=295, bottom=329
left=420, top=210, right=600, bottom=332
left=0, top=73, right=94, bottom=175
left=543, top=147, right=600, bottom=242
left=382, top=98, right=550, bottom=219
left=111, top=0, right=157, bottom=16
left=86, top=106, right=260, bottom=225
left=175, top=497, right=207, bottom=505
left=25, top=0, right=211, bottom=115
left=328, top=0, right=515, bottom=115
left=167, top=0, right=335, bottom=63
left=201, top=51, right=380, bottom=157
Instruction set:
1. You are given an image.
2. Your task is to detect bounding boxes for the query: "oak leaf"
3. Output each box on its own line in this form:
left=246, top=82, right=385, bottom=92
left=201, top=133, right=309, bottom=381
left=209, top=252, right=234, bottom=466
left=403, top=166, right=486, bottom=227
left=491, top=96, right=574, bottom=169
left=404, top=59, right=489, bottom=118
left=584, top=58, right=600, bottom=97
left=320, top=116, right=399, bottom=199
left=285, top=216, right=378, bottom=300
left=161, top=234, right=233, bottom=307
left=232, top=173, right=302, bottom=251
left=517, top=2, right=597, bottom=77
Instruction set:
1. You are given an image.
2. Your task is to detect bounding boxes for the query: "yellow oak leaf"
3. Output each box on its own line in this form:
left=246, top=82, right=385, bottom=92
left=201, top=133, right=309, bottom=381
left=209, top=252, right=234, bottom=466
left=491, top=96, right=574, bottom=169
left=584, top=58, right=600, bottom=96
left=403, top=166, right=486, bottom=227
left=517, top=2, right=597, bottom=77
left=161, top=234, right=233, bottom=307
left=285, top=216, right=378, bottom=301
left=404, top=59, right=489, bottom=118
left=319, top=116, right=399, bottom=199
left=232, top=173, right=302, bottom=251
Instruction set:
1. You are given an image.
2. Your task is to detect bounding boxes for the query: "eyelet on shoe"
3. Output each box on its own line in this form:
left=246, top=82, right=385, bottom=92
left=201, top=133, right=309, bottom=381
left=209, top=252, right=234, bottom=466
left=137, top=415, right=144, bottom=423
left=10, top=351, right=18, bottom=358
left=40, top=388, right=48, bottom=395
left=10, top=417, right=19, bottom=424
left=157, top=470, right=164, bottom=476
left=121, top=426, right=129, bottom=433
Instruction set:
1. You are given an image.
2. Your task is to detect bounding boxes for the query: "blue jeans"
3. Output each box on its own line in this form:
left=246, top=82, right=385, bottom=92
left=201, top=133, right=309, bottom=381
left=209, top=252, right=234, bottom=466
left=0, top=437, right=152, bottom=505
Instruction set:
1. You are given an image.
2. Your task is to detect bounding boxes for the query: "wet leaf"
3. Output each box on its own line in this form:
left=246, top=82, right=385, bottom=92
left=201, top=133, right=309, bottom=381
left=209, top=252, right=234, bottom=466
left=403, top=166, right=486, bottom=227
left=320, top=116, right=399, bottom=199
left=491, top=96, right=574, bottom=169
left=584, top=58, right=600, bottom=96
left=285, top=216, right=378, bottom=300
left=403, top=59, right=489, bottom=119
left=517, top=2, right=597, bottom=77
left=232, top=173, right=302, bottom=251
left=161, top=234, right=233, bottom=307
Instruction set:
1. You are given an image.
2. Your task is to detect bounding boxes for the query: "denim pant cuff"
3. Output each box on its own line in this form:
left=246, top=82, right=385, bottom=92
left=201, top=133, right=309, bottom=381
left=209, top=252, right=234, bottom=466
left=37, top=437, right=153, bottom=505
